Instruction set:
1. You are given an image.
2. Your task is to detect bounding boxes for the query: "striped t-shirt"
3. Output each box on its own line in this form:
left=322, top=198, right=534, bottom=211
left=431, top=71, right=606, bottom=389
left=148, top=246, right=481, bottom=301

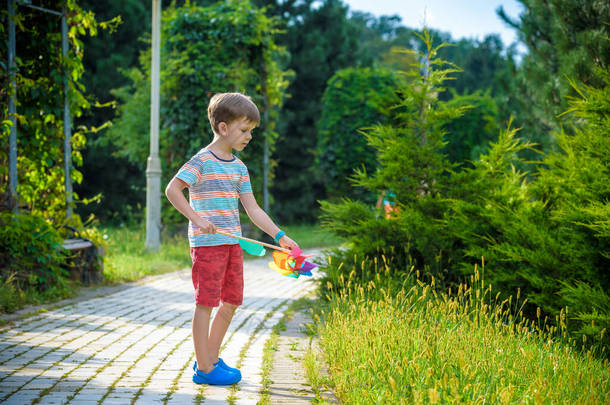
left=175, top=149, right=252, bottom=247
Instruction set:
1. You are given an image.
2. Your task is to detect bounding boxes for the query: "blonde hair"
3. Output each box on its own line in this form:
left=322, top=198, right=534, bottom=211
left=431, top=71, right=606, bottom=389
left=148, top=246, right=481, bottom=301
left=207, top=92, right=260, bottom=134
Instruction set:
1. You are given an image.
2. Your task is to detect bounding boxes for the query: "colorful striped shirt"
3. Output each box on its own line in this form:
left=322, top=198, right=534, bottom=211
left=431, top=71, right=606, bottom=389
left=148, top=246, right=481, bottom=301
left=175, top=149, right=252, bottom=247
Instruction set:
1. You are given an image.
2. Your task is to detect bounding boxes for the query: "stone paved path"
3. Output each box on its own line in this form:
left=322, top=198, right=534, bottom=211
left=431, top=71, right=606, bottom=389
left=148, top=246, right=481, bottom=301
left=268, top=311, right=336, bottom=405
left=268, top=311, right=315, bottom=404
left=0, top=255, right=319, bottom=404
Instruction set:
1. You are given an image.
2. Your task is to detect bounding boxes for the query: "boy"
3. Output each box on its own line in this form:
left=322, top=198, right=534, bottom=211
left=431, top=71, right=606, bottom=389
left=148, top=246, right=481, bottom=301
left=165, top=92, right=298, bottom=385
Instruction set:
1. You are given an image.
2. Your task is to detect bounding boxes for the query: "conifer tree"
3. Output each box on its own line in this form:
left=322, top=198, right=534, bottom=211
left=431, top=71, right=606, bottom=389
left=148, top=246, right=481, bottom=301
left=538, top=71, right=610, bottom=348
left=497, top=0, right=610, bottom=143
left=321, top=31, right=467, bottom=275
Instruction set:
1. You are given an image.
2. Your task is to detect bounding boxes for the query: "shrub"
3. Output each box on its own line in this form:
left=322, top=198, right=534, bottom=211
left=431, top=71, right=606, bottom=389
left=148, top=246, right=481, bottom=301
left=440, top=90, right=501, bottom=164
left=0, top=3, right=112, bottom=220
left=446, top=72, right=610, bottom=347
left=0, top=212, right=70, bottom=312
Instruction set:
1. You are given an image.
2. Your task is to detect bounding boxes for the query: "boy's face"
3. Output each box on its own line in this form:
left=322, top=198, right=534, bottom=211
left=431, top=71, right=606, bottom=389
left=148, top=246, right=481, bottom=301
left=219, top=117, right=257, bottom=152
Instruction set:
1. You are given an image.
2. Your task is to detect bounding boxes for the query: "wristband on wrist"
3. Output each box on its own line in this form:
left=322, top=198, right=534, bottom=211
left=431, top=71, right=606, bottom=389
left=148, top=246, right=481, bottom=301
left=274, top=230, right=286, bottom=243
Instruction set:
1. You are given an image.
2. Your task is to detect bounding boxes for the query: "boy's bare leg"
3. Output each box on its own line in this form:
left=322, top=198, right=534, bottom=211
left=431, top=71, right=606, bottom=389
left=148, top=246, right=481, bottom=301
left=208, top=302, right=238, bottom=364
left=193, top=305, right=214, bottom=373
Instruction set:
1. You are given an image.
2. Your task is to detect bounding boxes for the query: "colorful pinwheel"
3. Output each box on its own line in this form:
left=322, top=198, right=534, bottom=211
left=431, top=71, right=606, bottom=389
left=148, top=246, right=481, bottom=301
left=216, top=231, right=317, bottom=278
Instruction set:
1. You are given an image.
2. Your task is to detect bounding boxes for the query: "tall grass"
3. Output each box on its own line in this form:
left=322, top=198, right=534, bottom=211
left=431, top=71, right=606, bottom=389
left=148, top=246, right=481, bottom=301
left=316, top=264, right=610, bottom=404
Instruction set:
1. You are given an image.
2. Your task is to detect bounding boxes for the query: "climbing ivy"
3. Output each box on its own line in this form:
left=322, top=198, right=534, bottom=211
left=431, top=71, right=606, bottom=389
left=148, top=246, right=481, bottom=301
left=0, top=0, right=117, bottom=221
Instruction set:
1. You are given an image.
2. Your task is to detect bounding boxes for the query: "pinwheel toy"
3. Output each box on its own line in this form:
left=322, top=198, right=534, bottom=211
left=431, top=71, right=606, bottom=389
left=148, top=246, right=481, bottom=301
left=216, top=231, right=317, bottom=278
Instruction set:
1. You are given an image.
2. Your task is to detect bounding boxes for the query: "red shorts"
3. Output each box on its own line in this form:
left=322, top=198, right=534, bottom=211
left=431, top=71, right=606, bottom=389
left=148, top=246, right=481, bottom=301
left=190, top=244, right=244, bottom=307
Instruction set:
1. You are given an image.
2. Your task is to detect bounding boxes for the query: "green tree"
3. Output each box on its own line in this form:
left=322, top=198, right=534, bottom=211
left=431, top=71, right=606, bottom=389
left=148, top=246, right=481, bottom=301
left=75, top=1, right=197, bottom=223
left=107, top=0, right=290, bottom=225
left=497, top=0, right=610, bottom=139
left=0, top=1, right=114, bottom=310
left=256, top=0, right=363, bottom=222
left=255, top=2, right=520, bottom=222
left=321, top=32, right=466, bottom=275
left=436, top=35, right=509, bottom=98
left=347, top=11, right=404, bottom=67
left=74, top=0, right=151, bottom=223
left=535, top=73, right=610, bottom=347
left=441, top=90, right=501, bottom=164
left=446, top=70, right=610, bottom=350
left=316, top=67, right=402, bottom=202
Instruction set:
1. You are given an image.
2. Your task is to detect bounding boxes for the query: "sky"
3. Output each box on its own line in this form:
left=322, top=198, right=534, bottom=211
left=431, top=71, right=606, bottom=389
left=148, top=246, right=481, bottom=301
left=342, top=0, right=524, bottom=48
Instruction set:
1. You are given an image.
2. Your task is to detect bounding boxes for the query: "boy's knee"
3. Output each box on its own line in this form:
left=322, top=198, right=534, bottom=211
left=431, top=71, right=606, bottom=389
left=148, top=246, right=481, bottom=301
left=195, top=305, right=213, bottom=314
left=217, top=302, right=238, bottom=320
left=220, top=302, right=238, bottom=314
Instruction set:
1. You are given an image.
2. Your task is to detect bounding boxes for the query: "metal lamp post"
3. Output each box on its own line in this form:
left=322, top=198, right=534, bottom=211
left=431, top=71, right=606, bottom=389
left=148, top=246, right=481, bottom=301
left=7, top=0, right=17, bottom=213
left=145, top=0, right=162, bottom=251
left=61, top=6, right=72, bottom=218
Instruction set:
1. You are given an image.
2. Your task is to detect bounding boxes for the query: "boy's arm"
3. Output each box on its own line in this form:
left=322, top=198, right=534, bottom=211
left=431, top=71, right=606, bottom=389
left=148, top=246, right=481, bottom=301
left=165, top=177, right=215, bottom=233
left=239, top=192, right=299, bottom=250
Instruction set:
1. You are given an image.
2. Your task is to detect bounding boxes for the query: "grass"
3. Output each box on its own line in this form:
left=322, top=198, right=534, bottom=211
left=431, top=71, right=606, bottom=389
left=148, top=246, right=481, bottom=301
left=281, top=224, right=344, bottom=250
left=101, top=225, right=191, bottom=283
left=0, top=275, right=75, bottom=315
left=303, top=343, right=335, bottom=404
left=315, top=265, right=610, bottom=404
left=257, top=297, right=335, bottom=404
left=257, top=308, right=286, bottom=405
left=102, top=222, right=342, bottom=283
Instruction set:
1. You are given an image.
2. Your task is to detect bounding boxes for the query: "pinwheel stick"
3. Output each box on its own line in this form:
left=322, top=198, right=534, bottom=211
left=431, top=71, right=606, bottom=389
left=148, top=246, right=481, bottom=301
left=216, top=230, right=290, bottom=253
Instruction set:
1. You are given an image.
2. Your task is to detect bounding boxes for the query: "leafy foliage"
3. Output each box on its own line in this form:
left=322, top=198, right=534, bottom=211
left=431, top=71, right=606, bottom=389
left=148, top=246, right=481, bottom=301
left=321, top=31, right=466, bottom=280
left=69, top=0, right=526, bottom=225
left=316, top=67, right=402, bottom=201
left=262, top=0, right=363, bottom=222
left=440, top=90, right=501, bottom=164
left=0, top=0, right=112, bottom=221
left=108, top=0, right=290, bottom=225
left=0, top=212, right=70, bottom=312
left=535, top=73, right=610, bottom=346
left=448, top=73, right=610, bottom=347
left=321, top=29, right=610, bottom=351
left=497, top=0, right=610, bottom=138
left=0, top=2, right=115, bottom=312
left=75, top=0, right=153, bottom=223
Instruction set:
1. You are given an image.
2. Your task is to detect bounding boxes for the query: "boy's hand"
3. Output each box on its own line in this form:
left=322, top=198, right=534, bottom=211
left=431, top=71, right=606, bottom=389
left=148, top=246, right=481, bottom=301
left=279, top=235, right=299, bottom=250
left=193, top=217, right=216, bottom=234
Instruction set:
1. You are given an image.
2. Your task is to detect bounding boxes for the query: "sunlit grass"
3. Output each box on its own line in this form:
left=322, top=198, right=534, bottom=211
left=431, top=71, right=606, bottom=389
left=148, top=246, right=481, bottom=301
left=316, top=264, right=610, bottom=404
left=101, top=223, right=340, bottom=283
left=101, top=225, right=191, bottom=283
left=281, top=224, right=345, bottom=250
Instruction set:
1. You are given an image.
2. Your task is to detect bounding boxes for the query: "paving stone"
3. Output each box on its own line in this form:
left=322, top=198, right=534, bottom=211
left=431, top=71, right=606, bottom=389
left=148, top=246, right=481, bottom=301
left=50, top=379, right=83, bottom=392
left=2, top=389, right=42, bottom=404
left=0, top=253, right=324, bottom=404
left=37, top=391, right=71, bottom=405
left=268, top=310, right=338, bottom=404
left=20, top=376, right=58, bottom=390
left=69, top=393, right=105, bottom=402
